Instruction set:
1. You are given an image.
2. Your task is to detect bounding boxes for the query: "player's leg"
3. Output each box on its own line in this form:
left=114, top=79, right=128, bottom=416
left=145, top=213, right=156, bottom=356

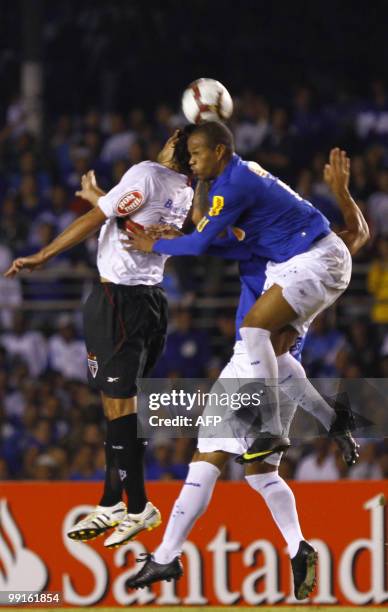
left=240, top=232, right=352, bottom=456
left=104, top=286, right=169, bottom=548
left=126, top=345, right=245, bottom=588
left=240, top=283, right=296, bottom=442
left=67, top=284, right=129, bottom=542
left=273, top=327, right=359, bottom=465
left=243, top=387, right=318, bottom=601
left=126, top=450, right=228, bottom=589
left=101, top=395, right=161, bottom=548
left=273, top=326, right=335, bottom=430
left=67, top=395, right=144, bottom=542
left=245, top=458, right=317, bottom=600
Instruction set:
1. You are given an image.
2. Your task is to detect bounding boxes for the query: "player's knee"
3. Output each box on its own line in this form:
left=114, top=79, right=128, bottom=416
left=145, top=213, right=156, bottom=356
left=244, top=461, right=278, bottom=477
left=192, top=450, right=228, bottom=470
left=245, top=469, right=281, bottom=494
left=271, top=326, right=298, bottom=355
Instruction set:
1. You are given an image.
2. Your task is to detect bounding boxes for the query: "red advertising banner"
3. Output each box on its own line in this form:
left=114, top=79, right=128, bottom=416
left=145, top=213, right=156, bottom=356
left=0, top=481, right=387, bottom=606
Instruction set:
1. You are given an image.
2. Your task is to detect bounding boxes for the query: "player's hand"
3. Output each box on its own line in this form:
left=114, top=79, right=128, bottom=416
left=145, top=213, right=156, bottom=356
left=4, top=252, right=45, bottom=278
left=157, top=130, right=182, bottom=166
left=124, top=221, right=156, bottom=253
left=76, top=170, right=103, bottom=205
left=145, top=224, right=184, bottom=240
left=324, top=148, right=350, bottom=196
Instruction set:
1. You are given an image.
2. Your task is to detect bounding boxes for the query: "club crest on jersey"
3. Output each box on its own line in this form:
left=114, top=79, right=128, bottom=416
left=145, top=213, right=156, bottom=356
left=115, top=190, right=144, bottom=216
left=209, top=195, right=224, bottom=216
left=87, top=352, right=98, bottom=378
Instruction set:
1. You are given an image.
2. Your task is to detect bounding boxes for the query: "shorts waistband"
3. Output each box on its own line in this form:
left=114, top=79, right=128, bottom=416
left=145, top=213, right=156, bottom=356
left=98, top=281, right=164, bottom=295
left=312, top=229, right=331, bottom=245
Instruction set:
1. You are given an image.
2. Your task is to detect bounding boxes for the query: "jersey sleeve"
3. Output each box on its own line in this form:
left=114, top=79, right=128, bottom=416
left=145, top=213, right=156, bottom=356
left=153, top=187, right=247, bottom=256
left=206, top=230, right=251, bottom=261
left=98, top=166, right=151, bottom=218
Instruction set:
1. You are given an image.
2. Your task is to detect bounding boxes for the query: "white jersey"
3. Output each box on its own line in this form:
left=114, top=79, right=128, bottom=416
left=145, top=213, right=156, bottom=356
left=97, top=161, right=193, bottom=285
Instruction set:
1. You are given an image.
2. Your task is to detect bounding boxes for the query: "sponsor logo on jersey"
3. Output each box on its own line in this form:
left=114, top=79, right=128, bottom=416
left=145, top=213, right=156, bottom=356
left=87, top=352, right=98, bottom=378
left=197, top=216, right=210, bottom=232
left=115, top=190, right=144, bottom=216
left=209, top=195, right=224, bottom=216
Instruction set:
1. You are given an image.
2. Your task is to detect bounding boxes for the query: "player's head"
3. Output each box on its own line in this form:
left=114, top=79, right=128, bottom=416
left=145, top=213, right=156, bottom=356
left=157, top=126, right=195, bottom=175
left=187, top=121, right=234, bottom=180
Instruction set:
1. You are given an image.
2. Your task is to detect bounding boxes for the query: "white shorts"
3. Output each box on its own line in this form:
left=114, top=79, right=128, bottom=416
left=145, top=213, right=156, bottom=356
left=264, top=232, right=352, bottom=335
left=197, top=342, right=297, bottom=467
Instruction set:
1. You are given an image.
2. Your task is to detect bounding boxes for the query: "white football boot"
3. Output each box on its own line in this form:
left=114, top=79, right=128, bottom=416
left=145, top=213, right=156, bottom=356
left=104, top=501, right=162, bottom=548
left=67, top=501, right=127, bottom=542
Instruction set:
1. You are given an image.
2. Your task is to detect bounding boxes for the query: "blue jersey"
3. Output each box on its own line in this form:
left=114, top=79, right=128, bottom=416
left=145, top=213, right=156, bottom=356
left=153, top=154, right=330, bottom=261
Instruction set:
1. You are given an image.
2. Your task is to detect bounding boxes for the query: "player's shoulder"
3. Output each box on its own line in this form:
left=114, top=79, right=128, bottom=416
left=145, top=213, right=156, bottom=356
left=230, top=158, right=270, bottom=185
left=213, top=156, right=259, bottom=202
left=121, top=161, right=157, bottom=181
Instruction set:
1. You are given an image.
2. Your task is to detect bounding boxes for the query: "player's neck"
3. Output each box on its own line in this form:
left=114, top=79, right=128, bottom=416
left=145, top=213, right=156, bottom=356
left=160, top=160, right=181, bottom=174
left=215, top=155, right=233, bottom=177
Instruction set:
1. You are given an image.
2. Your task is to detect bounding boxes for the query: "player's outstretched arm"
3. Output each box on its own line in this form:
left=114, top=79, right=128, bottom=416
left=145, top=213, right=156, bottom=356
left=4, top=207, right=107, bottom=277
left=324, top=148, right=370, bottom=255
left=76, top=170, right=105, bottom=207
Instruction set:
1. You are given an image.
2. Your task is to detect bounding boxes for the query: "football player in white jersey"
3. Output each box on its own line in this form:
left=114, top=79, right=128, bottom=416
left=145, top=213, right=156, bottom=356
left=5, top=129, right=195, bottom=548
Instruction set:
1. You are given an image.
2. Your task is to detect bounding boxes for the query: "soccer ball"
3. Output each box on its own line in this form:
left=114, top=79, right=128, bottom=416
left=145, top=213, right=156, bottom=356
left=182, top=78, right=233, bottom=124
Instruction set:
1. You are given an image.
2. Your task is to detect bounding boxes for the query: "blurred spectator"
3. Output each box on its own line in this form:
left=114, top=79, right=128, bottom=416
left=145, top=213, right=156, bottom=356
left=346, top=319, right=379, bottom=376
left=100, top=113, right=136, bottom=164
left=355, top=80, right=388, bottom=145
left=0, top=458, right=10, bottom=480
left=37, top=185, right=76, bottom=234
left=367, top=171, right=388, bottom=236
left=295, top=439, right=340, bottom=481
left=367, top=235, right=388, bottom=323
left=1, top=313, right=47, bottom=377
left=146, top=438, right=188, bottom=480
left=348, top=441, right=383, bottom=479
left=69, top=446, right=105, bottom=481
left=154, top=308, right=211, bottom=378
left=48, top=314, right=87, bottom=381
left=0, top=245, right=22, bottom=329
left=234, top=93, right=269, bottom=155
left=302, top=312, right=346, bottom=377
left=258, top=108, right=294, bottom=181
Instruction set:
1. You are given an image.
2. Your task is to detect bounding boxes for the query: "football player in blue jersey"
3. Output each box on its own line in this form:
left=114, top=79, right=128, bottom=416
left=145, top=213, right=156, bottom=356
left=126, top=147, right=369, bottom=598
left=128, top=123, right=368, bottom=461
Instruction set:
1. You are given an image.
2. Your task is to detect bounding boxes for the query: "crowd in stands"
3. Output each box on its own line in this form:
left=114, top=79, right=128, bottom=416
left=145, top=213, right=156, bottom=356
left=0, top=80, right=387, bottom=482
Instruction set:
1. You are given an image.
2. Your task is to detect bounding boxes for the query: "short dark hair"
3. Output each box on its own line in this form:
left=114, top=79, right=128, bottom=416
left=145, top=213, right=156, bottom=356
left=173, top=125, right=196, bottom=174
left=191, top=121, right=234, bottom=156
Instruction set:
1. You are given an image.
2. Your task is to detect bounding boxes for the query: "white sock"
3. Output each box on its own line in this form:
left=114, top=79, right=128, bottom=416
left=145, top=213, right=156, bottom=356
left=277, top=352, right=335, bottom=431
left=153, top=461, right=220, bottom=564
left=240, top=326, right=282, bottom=434
left=245, top=471, right=304, bottom=558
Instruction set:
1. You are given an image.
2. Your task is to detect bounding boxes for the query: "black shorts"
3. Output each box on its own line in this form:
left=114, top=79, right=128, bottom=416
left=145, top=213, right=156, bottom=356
left=83, top=282, right=168, bottom=398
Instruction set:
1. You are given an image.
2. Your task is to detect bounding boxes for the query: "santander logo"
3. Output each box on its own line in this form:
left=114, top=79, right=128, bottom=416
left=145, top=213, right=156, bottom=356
left=0, top=499, right=48, bottom=592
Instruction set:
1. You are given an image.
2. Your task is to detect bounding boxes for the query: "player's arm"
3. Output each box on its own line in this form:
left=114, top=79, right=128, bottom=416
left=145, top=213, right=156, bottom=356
left=324, top=148, right=370, bottom=255
left=192, top=180, right=211, bottom=225
left=4, top=207, right=107, bottom=277
left=128, top=188, right=245, bottom=256
left=76, top=170, right=105, bottom=206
